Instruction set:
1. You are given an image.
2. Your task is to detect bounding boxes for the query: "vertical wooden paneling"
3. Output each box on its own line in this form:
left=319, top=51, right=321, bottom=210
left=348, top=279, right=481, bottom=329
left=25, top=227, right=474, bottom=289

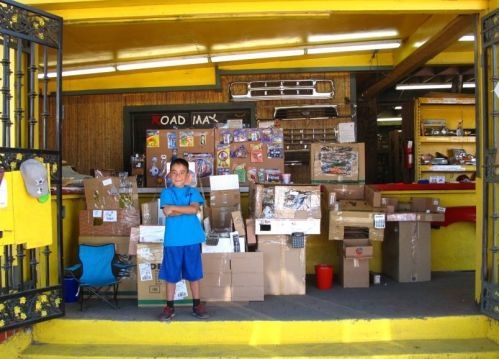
left=55, top=72, right=351, bottom=176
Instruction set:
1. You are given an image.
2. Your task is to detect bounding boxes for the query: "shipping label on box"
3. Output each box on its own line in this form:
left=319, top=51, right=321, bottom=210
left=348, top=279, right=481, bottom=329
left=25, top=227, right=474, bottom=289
left=274, top=185, right=321, bottom=219
left=138, top=225, right=165, bottom=243
left=310, top=142, right=365, bottom=182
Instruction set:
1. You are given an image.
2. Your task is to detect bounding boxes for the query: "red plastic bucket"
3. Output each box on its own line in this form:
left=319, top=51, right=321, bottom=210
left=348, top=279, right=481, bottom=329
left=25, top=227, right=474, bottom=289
left=315, top=264, right=333, bottom=290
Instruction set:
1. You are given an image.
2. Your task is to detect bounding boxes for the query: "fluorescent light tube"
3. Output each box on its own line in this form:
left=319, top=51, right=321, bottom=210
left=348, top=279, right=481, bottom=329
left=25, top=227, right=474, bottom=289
left=210, top=49, right=304, bottom=63
left=38, top=66, right=116, bottom=79
left=377, top=117, right=402, bottom=124
left=116, top=56, right=208, bottom=71
left=396, top=83, right=452, bottom=90
left=307, top=40, right=401, bottom=55
left=396, top=82, right=476, bottom=91
left=308, top=30, right=398, bottom=43
left=459, top=35, right=475, bottom=42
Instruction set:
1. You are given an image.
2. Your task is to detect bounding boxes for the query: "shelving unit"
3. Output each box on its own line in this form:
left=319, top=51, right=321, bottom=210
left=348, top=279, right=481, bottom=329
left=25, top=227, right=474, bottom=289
left=414, top=97, right=476, bottom=183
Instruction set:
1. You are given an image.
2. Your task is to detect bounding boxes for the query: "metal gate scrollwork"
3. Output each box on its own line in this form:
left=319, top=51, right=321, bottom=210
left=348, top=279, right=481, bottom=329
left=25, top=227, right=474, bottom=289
left=0, top=0, right=64, bottom=331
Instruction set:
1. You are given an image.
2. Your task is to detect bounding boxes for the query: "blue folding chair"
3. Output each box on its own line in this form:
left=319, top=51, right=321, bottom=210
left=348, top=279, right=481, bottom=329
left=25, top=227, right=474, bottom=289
left=65, top=243, right=132, bottom=310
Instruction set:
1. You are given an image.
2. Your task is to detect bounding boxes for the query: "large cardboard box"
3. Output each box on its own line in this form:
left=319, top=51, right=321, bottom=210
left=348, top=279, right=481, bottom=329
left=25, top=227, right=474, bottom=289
left=136, top=243, right=192, bottom=306
left=231, top=252, right=264, bottom=301
left=79, top=208, right=140, bottom=236
left=200, top=252, right=264, bottom=301
left=207, top=176, right=241, bottom=230
left=322, top=184, right=381, bottom=209
left=310, top=142, right=365, bottom=183
left=328, top=210, right=385, bottom=241
left=257, top=235, right=306, bottom=295
left=382, top=221, right=432, bottom=283
left=273, top=185, right=321, bottom=219
left=83, top=176, right=139, bottom=210
left=341, top=239, right=373, bottom=288
left=201, top=253, right=232, bottom=301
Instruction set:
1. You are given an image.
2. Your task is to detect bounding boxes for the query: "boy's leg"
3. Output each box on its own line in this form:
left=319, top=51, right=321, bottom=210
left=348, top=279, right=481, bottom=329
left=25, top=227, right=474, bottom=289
left=190, top=280, right=209, bottom=319
left=189, top=279, right=200, bottom=299
left=159, top=281, right=177, bottom=321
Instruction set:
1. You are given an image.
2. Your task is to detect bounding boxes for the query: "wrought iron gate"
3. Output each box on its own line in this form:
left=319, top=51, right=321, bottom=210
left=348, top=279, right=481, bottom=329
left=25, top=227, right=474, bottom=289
left=0, top=0, right=64, bottom=331
left=480, top=8, right=499, bottom=319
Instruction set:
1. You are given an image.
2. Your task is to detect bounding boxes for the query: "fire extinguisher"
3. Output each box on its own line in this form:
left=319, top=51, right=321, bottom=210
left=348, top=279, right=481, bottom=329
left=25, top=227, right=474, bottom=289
left=404, top=140, right=413, bottom=169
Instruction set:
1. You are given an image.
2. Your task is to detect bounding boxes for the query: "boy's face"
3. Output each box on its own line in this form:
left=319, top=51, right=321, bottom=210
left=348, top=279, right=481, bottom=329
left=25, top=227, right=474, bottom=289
left=170, top=163, right=189, bottom=187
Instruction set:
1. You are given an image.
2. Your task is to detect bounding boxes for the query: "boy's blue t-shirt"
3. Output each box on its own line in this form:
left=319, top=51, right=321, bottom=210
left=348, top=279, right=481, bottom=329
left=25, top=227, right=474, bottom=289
left=160, top=186, right=205, bottom=247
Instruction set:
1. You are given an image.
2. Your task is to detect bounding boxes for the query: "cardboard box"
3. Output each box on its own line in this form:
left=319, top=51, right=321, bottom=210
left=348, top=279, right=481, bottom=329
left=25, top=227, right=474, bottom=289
left=79, top=208, right=140, bottom=236
left=343, top=238, right=373, bottom=258
left=257, top=235, right=306, bottom=295
left=83, top=176, right=139, bottom=210
left=78, top=235, right=131, bottom=255
left=231, top=252, right=264, bottom=301
left=202, top=232, right=246, bottom=253
left=322, top=184, right=381, bottom=209
left=209, top=174, right=239, bottom=190
left=208, top=187, right=241, bottom=231
left=201, top=252, right=232, bottom=301
left=249, top=183, right=276, bottom=218
left=138, top=225, right=165, bottom=243
left=200, top=252, right=264, bottom=301
left=410, top=197, right=446, bottom=214
left=310, top=142, right=365, bottom=182
left=136, top=243, right=192, bottom=306
left=328, top=210, right=385, bottom=241
left=255, top=218, right=321, bottom=235
left=382, top=221, right=432, bottom=283
left=341, top=256, right=371, bottom=288
left=341, top=238, right=372, bottom=288
left=245, top=218, right=257, bottom=245
left=273, top=185, right=321, bottom=219
left=209, top=189, right=240, bottom=207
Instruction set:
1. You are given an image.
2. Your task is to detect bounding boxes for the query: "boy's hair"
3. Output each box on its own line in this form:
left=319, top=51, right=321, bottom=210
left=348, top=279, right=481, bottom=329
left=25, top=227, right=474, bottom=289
left=171, top=157, right=189, bottom=170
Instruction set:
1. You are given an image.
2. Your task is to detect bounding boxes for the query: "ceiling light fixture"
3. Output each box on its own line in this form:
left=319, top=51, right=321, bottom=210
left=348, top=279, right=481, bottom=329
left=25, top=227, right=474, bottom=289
left=377, top=116, right=402, bottom=125
left=308, top=30, right=398, bottom=43
left=396, top=82, right=475, bottom=91
left=307, top=40, right=401, bottom=55
left=210, top=49, right=304, bottom=62
left=459, top=35, right=475, bottom=42
left=116, top=56, right=209, bottom=71
left=38, top=66, right=116, bottom=79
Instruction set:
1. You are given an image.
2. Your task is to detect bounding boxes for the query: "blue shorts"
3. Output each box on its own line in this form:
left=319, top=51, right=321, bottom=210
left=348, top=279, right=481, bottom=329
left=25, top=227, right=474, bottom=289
left=158, top=244, right=203, bottom=283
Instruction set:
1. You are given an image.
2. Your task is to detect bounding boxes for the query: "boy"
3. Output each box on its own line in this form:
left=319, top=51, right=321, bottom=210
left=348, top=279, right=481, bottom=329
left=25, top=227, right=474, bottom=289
left=158, top=158, right=209, bottom=320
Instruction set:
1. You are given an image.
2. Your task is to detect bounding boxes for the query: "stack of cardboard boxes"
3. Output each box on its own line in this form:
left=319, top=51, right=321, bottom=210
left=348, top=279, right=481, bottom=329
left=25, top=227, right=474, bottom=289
left=79, top=175, right=140, bottom=296
left=382, top=197, right=446, bottom=282
left=200, top=174, right=264, bottom=302
left=250, top=183, right=322, bottom=295
left=323, top=184, right=385, bottom=288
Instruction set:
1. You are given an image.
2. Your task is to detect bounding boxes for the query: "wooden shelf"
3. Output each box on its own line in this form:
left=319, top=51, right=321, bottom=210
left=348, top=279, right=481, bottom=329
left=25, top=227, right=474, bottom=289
left=420, top=165, right=476, bottom=172
left=419, top=136, right=476, bottom=143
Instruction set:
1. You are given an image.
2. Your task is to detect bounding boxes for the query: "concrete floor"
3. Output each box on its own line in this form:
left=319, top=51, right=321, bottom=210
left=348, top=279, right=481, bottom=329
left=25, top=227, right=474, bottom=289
left=63, top=271, right=480, bottom=322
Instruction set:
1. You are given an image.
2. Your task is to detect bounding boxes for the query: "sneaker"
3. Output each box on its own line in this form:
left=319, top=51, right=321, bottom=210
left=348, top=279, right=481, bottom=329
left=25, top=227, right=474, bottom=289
left=192, top=303, right=210, bottom=319
left=159, top=306, right=175, bottom=321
